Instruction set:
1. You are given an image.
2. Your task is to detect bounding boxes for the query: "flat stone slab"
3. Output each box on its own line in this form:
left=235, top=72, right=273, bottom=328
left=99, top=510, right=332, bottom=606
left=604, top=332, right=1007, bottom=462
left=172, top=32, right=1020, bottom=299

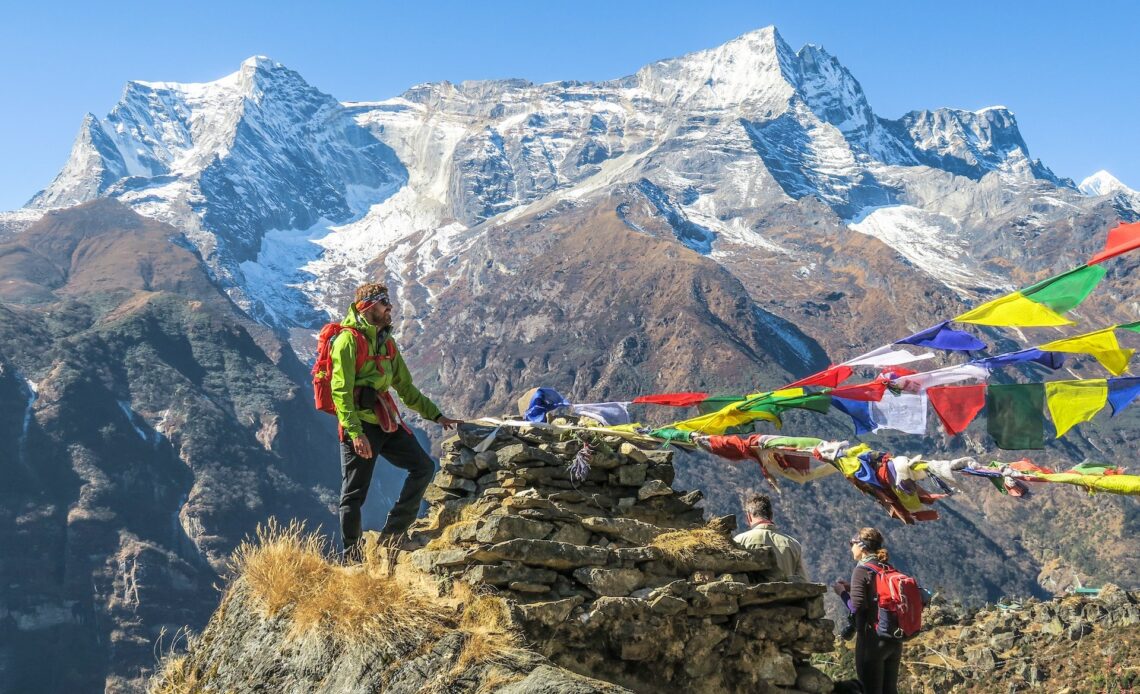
left=463, top=563, right=559, bottom=586
left=475, top=515, right=554, bottom=543
left=410, top=549, right=473, bottom=573
left=738, top=581, right=827, bottom=606
left=581, top=517, right=667, bottom=546
left=471, top=539, right=610, bottom=570
left=516, top=596, right=585, bottom=628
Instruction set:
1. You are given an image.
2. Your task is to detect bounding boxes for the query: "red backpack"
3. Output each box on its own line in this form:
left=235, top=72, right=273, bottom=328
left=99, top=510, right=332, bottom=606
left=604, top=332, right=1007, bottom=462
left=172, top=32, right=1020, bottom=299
left=863, top=563, right=924, bottom=639
left=311, top=323, right=396, bottom=415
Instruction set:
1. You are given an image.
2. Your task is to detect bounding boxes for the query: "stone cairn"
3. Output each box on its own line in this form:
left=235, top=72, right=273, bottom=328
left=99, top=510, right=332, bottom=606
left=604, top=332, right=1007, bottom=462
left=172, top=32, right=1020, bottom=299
left=404, top=419, right=835, bottom=694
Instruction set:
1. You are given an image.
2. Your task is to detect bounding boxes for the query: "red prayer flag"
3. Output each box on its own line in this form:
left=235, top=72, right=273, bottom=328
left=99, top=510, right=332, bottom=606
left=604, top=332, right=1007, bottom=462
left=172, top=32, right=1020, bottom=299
left=928, top=384, right=986, bottom=436
left=880, top=366, right=919, bottom=378
left=632, top=392, right=709, bottom=407
left=784, top=365, right=854, bottom=389
left=1089, top=221, right=1140, bottom=265
left=829, top=381, right=888, bottom=402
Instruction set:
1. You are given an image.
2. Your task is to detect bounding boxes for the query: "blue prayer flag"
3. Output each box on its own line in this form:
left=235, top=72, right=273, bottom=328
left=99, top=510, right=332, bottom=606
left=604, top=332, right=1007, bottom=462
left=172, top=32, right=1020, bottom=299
left=832, top=396, right=875, bottom=436
left=971, top=348, right=1066, bottom=371
left=525, top=387, right=571, bottom=422
left=896, top=321, right=986, bottom=352
left=1108, top=377, right=1140, bottom=416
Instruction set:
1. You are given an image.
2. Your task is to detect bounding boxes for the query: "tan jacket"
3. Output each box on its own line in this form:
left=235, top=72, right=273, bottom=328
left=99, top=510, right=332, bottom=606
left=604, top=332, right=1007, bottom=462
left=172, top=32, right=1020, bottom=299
left=733, top=522, right=807, bottom=582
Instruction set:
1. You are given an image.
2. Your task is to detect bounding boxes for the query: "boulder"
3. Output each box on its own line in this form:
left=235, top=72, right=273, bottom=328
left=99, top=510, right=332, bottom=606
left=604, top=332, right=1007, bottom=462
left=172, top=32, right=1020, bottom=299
left=573, top=568, right=645, bottom=597
left=738, top=581, right=826, bottom=606
left=549, top=523, right=592, bottom=546
left=433, top=471, right=477, bottom=493
left=580, top=517, right=666, bottom=546
left=475, top=515, right=554, bottom=544
left=440, top=448, right=479, bottom=478
left=516, top=596, right=585, bottom=628
left=636, top=480, right=673, bottom=501
left=463, top=563, right=559, bottom=586
left=614, top=463, right=647, bottom=486
left=410, top=549, right=472, bottom=573
left=648, top=595, right=688, bottom=615
left=495, top=443, right=562, bottom=468
left=619, top=442, right=648, bottom=464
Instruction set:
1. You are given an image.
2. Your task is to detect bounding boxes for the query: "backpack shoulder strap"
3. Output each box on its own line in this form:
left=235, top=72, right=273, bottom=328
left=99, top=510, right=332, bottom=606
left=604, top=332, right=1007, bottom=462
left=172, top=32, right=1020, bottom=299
left=332, top=326, right=370, bottom=372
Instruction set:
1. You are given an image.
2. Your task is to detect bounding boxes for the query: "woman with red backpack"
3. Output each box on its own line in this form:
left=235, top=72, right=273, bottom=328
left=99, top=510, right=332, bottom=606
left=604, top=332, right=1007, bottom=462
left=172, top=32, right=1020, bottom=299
left=834, top=527, right=917, bottom=694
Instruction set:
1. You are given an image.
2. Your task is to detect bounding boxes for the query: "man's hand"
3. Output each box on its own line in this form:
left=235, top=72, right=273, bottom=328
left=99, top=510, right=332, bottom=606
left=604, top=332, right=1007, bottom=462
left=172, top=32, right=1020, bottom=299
left=352, top=435, right=373, bottom=459
left=435, top=416, right=462, bottom=430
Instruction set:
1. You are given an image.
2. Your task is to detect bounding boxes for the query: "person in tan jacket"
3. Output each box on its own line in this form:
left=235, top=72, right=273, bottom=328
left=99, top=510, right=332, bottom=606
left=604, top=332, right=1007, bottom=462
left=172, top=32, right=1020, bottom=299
left=733, top=494, right=808, bottom=582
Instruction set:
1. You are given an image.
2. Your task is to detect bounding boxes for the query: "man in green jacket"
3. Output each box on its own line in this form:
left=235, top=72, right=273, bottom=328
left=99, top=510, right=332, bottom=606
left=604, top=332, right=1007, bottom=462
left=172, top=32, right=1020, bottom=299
left=331, top=282, right=460, bottom=559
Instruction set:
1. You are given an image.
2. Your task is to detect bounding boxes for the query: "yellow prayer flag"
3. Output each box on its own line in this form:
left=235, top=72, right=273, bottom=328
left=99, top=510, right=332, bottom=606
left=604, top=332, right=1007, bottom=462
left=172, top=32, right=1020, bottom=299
left=671, top=402, right=781, bottom=434
left=954, top=292, right=1075, bottom=327
left=1039, top=329, right=1135, bottom=376
left=1036, top=472, right=1140, bottom=495
left=1044, top=380, right=1108, bottom=437
left=835, top=443, right=871, bottom=477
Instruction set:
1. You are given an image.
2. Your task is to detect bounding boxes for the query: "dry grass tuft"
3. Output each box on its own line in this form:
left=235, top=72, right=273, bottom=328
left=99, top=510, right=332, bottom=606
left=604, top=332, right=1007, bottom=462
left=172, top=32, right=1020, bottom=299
left=650, top=525, right=736, bottom=565
left=148, top=656, right=200, bottom=694
left=454, top=591, right=525, bottom=671
left=474, top=666, right=527, bottom=693
left=230, top=518, right=450, bottom=646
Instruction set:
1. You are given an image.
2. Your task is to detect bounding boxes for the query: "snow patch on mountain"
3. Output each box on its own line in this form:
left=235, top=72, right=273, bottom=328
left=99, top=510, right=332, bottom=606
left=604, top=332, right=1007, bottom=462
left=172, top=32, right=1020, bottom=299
left=1080, top=170, right=1137, bottom=197
left=848, top=205, right=1007, bottom=294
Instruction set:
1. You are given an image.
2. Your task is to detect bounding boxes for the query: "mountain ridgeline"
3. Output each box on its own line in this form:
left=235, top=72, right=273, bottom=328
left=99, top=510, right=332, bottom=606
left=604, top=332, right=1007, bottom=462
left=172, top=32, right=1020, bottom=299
left=1, top=25, right=1139, bottom=692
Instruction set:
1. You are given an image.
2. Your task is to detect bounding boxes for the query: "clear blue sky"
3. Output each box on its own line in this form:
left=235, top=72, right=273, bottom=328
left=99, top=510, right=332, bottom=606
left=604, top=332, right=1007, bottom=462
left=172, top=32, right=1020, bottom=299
left=2, top=0, right=1137, bottom=210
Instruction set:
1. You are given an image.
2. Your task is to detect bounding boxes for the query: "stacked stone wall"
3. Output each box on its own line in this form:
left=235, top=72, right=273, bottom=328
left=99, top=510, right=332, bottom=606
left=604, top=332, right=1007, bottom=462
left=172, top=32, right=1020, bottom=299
left=407, top=420, right=835, bottom=693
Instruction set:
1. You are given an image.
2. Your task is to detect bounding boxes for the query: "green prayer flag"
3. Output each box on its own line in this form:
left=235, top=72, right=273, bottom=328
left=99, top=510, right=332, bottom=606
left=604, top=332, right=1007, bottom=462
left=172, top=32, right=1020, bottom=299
left=650, top=427, right=696, bottom=443
left=696, top=396, right=746, bottom=415
left=1021, top=264, right=1107, bottom=313
left=1120, top=321, right=1140, bottom=333
left=768, top=392, right=832, bottom=415
left=986, top=383, right=1045, bottom=450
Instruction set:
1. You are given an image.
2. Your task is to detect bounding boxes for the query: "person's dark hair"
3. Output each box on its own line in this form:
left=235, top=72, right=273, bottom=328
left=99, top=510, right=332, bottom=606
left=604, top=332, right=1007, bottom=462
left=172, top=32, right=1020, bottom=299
left=355, top=282, right=389, bottom=303
left=856, top=527, right=889, bottom=563
left=744, top=494, right=773, bottom=521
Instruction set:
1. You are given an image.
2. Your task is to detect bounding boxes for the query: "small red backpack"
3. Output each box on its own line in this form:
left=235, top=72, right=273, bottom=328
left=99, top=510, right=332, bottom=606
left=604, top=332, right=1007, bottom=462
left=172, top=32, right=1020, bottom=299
left=864, top=563, right=925, bottom=639
left=311, top=323, right=395, bottom=415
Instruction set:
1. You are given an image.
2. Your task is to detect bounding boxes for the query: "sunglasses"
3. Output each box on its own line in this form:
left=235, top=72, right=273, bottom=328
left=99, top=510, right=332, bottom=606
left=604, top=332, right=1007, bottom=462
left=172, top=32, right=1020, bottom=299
left=360, top=295, right=391, bottom=309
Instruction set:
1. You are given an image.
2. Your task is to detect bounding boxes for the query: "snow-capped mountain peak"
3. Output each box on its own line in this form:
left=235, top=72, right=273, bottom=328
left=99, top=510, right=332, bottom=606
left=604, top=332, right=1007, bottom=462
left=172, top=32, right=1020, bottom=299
left=23, top=28, right=1127, bottom=335
left=633, top=26, right=798, bottom=112
left=1080, top=170, right=1136, bottom=197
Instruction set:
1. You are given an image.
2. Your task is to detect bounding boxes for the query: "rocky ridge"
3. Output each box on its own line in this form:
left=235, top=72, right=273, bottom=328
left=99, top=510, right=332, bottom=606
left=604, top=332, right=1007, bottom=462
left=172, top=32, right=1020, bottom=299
left=816, top=584, right=1140, bottom=693
left=155, top=419, right=838, bottom=693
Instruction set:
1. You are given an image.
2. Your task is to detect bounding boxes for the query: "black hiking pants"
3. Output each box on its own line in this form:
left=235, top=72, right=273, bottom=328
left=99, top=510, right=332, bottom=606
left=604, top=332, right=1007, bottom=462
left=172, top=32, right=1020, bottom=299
left=854, top=630, right=902, bottom=694
left=339, top=421, right=435, bottom=556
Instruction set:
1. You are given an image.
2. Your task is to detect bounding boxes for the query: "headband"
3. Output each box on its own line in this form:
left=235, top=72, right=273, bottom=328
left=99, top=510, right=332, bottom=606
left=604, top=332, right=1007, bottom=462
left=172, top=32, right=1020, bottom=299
left=357, top=290, right=389, bottom=311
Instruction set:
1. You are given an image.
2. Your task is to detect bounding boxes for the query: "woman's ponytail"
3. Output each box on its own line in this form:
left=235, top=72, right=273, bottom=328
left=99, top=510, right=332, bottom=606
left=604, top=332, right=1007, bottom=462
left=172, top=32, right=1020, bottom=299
left=875, top=547, right=890, bottom=563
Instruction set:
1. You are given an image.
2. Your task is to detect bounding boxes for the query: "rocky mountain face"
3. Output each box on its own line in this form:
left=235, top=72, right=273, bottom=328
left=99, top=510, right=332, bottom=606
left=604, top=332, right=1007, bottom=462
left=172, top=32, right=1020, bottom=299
left=0, top=201, right=347, bottom=692
left=5, top=24, right=1140, bottom=692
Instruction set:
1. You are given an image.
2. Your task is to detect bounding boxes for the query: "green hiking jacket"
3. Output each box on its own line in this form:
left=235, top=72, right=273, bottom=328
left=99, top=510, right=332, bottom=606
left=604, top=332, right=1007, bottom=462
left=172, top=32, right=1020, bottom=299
left=330, top=305, right=442, bottom=439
